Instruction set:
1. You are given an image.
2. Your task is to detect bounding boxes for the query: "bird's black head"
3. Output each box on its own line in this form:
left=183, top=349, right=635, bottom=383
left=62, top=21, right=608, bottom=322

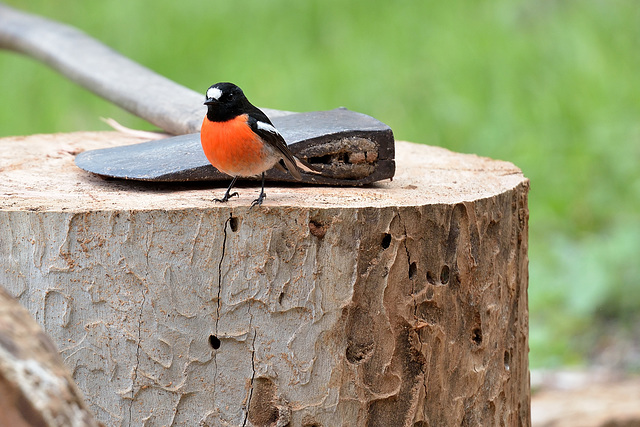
left=204, top=82, right=249, bottom=122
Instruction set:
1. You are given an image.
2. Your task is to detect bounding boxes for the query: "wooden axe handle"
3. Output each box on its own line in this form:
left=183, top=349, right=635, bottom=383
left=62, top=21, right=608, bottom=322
left=0, top=3, right=287, bottom=135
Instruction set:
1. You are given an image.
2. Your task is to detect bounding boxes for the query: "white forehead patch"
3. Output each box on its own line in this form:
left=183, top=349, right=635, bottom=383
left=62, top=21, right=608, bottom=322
left=206, top=87, right=222, bottom=100
left=256, top=121, right=280, bottom=135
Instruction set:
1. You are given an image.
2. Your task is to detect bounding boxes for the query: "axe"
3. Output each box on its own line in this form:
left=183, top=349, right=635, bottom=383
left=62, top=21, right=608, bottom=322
left=0, top=4, right=395, bottom=185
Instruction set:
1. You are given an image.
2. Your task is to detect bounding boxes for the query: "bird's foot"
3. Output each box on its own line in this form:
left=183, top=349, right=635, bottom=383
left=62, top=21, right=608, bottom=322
left=250, top=191, right=266, bottom=207
left=214, top=191, right=239, bottom=203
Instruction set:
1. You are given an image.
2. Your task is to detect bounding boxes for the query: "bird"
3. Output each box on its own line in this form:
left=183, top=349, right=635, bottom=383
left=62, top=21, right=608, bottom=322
left=200, top=82, right=303, bottom=206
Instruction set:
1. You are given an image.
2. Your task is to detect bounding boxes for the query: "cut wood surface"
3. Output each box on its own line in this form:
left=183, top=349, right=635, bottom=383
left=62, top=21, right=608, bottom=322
left=0, top=132, right=530, bottom=426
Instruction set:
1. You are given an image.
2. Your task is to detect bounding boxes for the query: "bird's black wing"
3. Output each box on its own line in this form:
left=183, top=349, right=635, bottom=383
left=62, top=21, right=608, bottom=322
left=245, top=107, right=302, bottom=181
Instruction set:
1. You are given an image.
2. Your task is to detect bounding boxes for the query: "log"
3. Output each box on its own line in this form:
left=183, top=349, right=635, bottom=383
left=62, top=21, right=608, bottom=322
left=0, top=286, right=101, bottom=426
left=0, top=131, right=530, bottom=426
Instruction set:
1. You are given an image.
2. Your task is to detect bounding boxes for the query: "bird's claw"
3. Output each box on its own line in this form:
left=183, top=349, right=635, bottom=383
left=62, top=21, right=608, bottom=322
left=214, top=191, right=239, bottom=203
left=250, top=192, right=266, bottom=208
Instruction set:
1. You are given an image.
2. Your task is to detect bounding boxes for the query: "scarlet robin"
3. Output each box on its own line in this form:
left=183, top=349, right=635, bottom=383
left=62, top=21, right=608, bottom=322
left=200, top=82, right=303, bottom=206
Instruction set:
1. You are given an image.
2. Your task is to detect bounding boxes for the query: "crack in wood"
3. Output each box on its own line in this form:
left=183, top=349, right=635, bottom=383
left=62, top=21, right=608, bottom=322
left=211, top=213, right=232, bottom=410
left=129, top=285, right=147, bottom=425
left=242, top=314, right=257, bottom=427
left=215, top=214, right=231, bottom=336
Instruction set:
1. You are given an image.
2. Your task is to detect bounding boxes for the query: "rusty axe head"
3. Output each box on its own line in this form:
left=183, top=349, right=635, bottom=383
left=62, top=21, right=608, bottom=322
left=74, top=108, right=394, bottom=185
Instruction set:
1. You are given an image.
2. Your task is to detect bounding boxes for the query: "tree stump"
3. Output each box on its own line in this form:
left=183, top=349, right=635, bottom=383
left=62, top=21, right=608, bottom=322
left=0, top=131, right=530, bottom=426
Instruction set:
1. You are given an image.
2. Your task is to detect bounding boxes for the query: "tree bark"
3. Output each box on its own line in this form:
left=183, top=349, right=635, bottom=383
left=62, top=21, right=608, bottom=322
left=0, top=287, right=101, bottom=427
left=0, top=131, right=530, bottom=426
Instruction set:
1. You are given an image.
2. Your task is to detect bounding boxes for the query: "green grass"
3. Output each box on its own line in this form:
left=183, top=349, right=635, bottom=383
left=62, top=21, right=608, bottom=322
left=2, top=0, right=639, bottom=369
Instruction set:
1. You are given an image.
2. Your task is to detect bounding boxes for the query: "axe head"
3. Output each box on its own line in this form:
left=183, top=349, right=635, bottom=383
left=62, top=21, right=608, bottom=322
left=75, top=108, right=395, bottom=186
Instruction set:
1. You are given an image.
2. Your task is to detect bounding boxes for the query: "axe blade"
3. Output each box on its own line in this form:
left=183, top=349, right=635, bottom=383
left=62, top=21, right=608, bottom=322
left=75, top=108, right=395, bottom=186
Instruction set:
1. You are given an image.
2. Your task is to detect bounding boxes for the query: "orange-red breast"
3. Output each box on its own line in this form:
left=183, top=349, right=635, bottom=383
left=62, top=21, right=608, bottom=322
left=200, top=82, right=302, bottom=206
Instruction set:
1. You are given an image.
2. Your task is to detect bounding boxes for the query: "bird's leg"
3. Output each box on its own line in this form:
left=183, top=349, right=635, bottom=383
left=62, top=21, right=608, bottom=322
left=251, top=173, right=267, bottom=207
left=214, top=176, right=239, bottom=203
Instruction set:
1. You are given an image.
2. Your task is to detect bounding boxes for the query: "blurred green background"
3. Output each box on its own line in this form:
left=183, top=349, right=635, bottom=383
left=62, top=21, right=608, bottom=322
left=1, top=0, right=639, bottom=370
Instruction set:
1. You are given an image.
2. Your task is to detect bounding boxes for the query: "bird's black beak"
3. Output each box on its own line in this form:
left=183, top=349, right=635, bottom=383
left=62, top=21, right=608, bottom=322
left=204, top=98, right=216, bottom=105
